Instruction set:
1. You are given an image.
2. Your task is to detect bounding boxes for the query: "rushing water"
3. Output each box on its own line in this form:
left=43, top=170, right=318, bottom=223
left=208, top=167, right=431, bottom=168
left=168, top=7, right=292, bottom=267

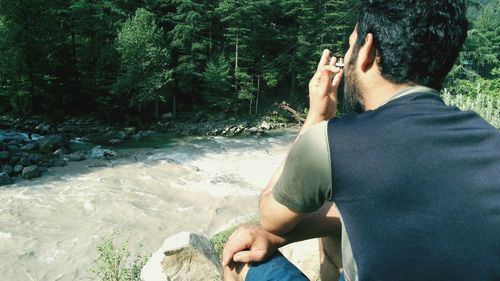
left=0, top=131, right=297, bottom=281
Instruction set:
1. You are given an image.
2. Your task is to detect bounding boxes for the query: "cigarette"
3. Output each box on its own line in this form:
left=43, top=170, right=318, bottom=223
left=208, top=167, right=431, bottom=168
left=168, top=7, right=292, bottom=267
left=335, top=58, right=344, bottom=69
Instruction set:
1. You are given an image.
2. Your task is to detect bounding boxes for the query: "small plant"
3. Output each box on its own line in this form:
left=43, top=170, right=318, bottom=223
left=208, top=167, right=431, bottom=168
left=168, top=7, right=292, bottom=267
left=210, top=216, right=260, bottom=259
left=93, top=238, right=148, bottom=281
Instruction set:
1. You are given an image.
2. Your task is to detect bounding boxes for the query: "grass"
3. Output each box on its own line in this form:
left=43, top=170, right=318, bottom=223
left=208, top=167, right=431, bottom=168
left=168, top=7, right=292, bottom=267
left=210, top=216, right=260, bottom=259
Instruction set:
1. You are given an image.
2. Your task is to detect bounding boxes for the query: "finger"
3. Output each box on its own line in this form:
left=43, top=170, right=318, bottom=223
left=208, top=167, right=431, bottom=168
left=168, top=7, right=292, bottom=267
left=320, top=65, right=342, bottom=74
left=329, top=56, right=337, bottom=66
left=222, top=232, right=251, bottom=266
left=317, top=49, right=331, bottom=72
left=332, top=69, right=344, bottom=88
left=233, top=249, right=267, bottom=263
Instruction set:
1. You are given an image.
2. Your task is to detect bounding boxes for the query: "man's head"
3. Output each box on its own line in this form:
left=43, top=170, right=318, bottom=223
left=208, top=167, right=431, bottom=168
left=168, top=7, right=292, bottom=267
left=343, top=0, right=468, bottom=112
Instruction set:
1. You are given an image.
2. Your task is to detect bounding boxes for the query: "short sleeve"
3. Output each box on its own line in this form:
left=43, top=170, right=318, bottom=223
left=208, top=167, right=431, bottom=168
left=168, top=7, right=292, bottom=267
left=272, top=121, right=333, bottom=213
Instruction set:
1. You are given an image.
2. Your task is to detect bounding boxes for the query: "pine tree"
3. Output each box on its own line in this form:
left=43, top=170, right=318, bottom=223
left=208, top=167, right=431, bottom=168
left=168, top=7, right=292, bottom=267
left=114, top=8, right=173, bottom=119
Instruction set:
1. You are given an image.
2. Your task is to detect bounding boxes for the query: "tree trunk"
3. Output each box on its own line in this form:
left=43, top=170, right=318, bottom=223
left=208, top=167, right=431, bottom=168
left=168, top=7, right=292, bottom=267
left=256, top=76, right=260, bottom=114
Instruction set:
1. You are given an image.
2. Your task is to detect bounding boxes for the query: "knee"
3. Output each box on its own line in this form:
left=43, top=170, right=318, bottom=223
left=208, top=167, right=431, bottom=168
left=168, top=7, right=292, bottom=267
left=223, top=262, right=250, bottom=281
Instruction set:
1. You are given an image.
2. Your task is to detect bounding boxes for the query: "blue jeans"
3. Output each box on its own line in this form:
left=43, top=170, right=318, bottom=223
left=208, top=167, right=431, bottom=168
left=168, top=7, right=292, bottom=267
left=246, top=252, right=345, bottom=281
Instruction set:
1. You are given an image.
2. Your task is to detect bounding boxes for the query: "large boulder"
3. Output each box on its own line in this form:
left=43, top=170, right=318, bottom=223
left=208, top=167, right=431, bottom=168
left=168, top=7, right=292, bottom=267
left=36, top=134, right=69, bottom=153
left=259, top=121, right=271, bottom=130
left=22, top=165, right=41, bottom=180
left=68, top=151, right=86, bottom=162
left=90, top=146, right=105, bottom=159
left=141, top=232, right=221, bottom=281
left=0, top=172, right=13, bottom=186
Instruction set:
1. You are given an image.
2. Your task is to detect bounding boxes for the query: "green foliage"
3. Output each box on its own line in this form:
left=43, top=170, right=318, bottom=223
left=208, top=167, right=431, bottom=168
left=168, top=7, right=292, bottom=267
left=210, top=216, right=259, bottom=259
left=442, top=83, right=500, bottom=129
left=114, top=8, right=173, bottom=116
left=93, top=239, right=147, bottom=281
left=202, top=54, right=234, bottom=110
left=460, top=0, right=500, bottom=77
left=210, top=226, right=238, bottom=259
left=0, top=0, right=497, bottom=122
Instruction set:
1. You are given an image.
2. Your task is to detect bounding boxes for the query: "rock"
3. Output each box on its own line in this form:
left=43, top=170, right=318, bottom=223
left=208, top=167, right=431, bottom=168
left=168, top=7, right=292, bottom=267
left=53, top=147, right=70, bottom=157
left=22, top=165, right=41, bottom=180
left=109, top=139, right=124, bottom=145
left=90, top=146, right=104, bottom=159
left=116, top=131, right=129, bottom=140
left=68, top=151, right=86, bottom=162
left=124, top=127, right=136, bottom=134
left=9, top=156, right=20, bottom=166
left=37, top=135, right=69, bottom=153
left=0, top=172, right=13, bottom=186
left=103, top=149, right=118, bottom=157
left=13, top=165, right=23, bottom=175
left=35, top=122, right=51, bottom=133
left=18, top=157, right=32, bottom=167
left=50, top=159, right=66, bottom=167
left=0, top=151, right=10, bottom=162
left=28, top=153, right=45, bottom=163
left=141, top=232, right=221, bottom=281
left=20, top=143, right=36, bottom=151
left=260, top=121, right=271, bottom=130
left=248, top=127, right=259, bottom=134
left=1, top=164, right=13, bottom=176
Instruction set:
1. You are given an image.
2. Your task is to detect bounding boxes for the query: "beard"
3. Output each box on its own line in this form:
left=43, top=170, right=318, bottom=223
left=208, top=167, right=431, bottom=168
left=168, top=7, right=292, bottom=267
left=343, top=53, right=365, bottom=113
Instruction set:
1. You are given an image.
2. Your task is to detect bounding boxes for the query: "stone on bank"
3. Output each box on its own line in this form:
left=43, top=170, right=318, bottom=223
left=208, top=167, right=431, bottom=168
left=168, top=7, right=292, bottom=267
left=141, top=232, right=221, bottom=281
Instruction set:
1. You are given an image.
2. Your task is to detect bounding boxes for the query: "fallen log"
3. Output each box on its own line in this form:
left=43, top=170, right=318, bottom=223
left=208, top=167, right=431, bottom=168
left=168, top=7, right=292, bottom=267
left=279, top=102, right=306, bottom=123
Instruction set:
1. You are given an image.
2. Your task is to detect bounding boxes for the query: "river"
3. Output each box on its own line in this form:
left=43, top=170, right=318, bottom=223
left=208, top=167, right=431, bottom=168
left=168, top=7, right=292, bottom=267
left=0, top=131, right=296, bottom=280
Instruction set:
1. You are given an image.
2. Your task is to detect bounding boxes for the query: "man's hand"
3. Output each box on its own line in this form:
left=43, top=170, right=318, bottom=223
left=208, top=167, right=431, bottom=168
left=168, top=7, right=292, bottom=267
left=305, top=49, right=343, bottom=129
left=222, top=224, right=286, bottom=267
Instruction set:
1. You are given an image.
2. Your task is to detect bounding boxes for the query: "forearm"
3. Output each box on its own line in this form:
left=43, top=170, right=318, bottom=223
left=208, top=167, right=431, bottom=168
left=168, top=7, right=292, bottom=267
left=279, top=202, right=341, bottom=246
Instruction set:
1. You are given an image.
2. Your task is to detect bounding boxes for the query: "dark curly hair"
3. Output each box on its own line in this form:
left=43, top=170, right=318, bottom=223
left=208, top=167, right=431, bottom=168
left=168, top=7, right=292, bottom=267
left=355, top=0, right=468, bottom=90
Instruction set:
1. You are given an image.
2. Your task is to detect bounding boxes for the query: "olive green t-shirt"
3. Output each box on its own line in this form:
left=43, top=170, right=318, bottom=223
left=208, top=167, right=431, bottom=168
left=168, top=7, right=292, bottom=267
left=272, top=121, right=332, bottom=213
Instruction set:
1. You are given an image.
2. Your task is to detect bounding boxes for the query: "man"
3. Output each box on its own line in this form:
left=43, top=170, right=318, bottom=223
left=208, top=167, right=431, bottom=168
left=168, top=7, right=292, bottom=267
left=223, top=1, right=500, bottom=280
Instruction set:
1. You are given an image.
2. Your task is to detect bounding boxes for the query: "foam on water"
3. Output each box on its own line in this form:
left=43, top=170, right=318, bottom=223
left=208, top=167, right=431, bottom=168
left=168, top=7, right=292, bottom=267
left=0, top=132, right=296, bottom=280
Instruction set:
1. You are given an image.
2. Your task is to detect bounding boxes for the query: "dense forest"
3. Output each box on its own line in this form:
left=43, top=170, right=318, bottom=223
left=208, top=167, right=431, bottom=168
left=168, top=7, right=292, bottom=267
left=0, top=0, right=498, bottom=124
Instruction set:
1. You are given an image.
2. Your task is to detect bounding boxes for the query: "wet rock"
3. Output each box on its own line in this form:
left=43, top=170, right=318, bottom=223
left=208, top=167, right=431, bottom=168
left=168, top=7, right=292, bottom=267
left=9, top=156, right=20, bottom=166
left=124, top=127, right=136, bottom=134
left=0, top=172, right=13, bottom=186
left=22, top=165, right=41, bottom=180
left=90, top=146, right=105, bottom=159
left=13, top=165, right=23, bottom=175
left=18, top=157, right=32, bottom=167
left=35, top=123, right=51, bottom=134
left=1, top=164, right=13, bottom=176
left=116, top=131, right=129, bottom=140
left=50, top=159, right=66, bottom=167
left=28, top=153, right=45, bottom=163
left=109, top=139, right=124, bottom=145
left=37, top=134, right=69, bottom=153
left=103, top=149, right=118, bottom=157
left=20, top=143, right=36, bottom=151
left=6, top=145, right=20, bottom=154
left=0, top=151, right=10, bottom=162
left=260, top=121, right=271, bottom=130
left=53, top=147, right=70, bottom=157
left=68, top=151, right=87, bottom=162
left=248, top=127, right=259, bottom=134
left=141, top=232, right=221, bottom=281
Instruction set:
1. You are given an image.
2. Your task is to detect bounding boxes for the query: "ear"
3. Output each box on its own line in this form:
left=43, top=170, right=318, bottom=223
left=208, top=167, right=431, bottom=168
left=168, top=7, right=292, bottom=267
left=357, top=33, right=377, bottom=73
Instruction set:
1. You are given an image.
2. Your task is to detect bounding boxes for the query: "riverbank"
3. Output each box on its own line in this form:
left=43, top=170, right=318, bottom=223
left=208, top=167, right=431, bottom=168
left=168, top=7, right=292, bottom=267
left=0, top=113, right=300, bottom=185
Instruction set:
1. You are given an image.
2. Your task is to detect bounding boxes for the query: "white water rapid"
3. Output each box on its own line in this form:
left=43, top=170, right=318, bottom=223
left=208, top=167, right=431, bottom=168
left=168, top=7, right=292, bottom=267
left=0, top=132, right=296, bottom=280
